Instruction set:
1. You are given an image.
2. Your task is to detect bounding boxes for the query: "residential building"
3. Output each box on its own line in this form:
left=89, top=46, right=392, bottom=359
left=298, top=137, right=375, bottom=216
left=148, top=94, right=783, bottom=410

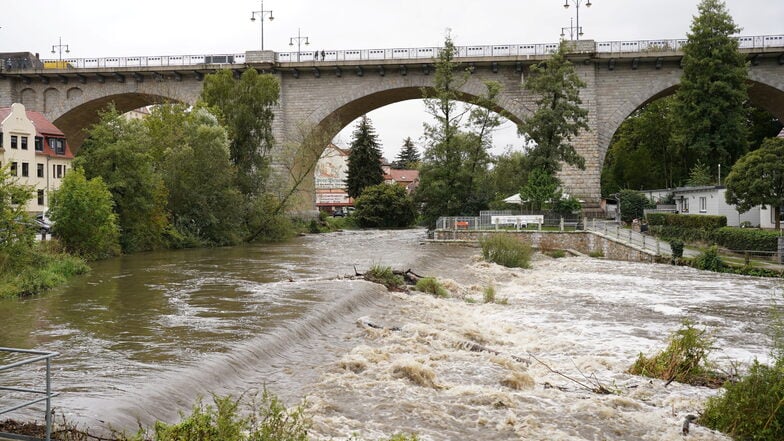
left=0, top=103, right=74, bottom=213
left=667, top=186, right=759, bottom=227
left=382, top=164, right=419, bottom=193
left=314, top=143, right=352, bottom=213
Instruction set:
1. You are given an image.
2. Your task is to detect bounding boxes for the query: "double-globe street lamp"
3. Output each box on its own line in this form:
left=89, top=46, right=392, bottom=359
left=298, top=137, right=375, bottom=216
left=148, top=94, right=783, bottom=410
left=560, top=17, right=583, bottom=41
left=562, top=0, right=592, bottom=41
left=250, top=0, right=274, bottom=51
left=51, top=37, right=70, bottom=62
left=289, top=28, right=310, bottom=62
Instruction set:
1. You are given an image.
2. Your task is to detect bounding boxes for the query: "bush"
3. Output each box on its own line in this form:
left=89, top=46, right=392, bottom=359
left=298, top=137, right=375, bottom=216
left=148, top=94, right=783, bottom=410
left=646, top=212, right=727, bottom=229
left=670, top=239, right=684, bottom=259
left=149, top=390, right=309, bottom=441
left=618, top=189, right=652, bottom=223
left=628, top=320, right=722, bottom=387
left=364, top=264, right=405, bottom=290
left=712, top=226, right=780, bottom=253
left=588, top=250, right=604, bottom=258
left=483, top=285, right=496, bottom=303
left=546, top=249, right=567, bottom=258
left=701, top=361, right=784, bottom=441
left=414, top=277, right=449, bottom=298
left=480, top=234, right=532, bottom=269
left=353, top=184, right=416, bottom=228
left=692, top=245, right=724, bottom=272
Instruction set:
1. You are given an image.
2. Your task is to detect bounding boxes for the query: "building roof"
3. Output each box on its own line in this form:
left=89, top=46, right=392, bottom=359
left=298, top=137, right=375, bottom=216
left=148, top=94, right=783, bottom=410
left=384, top=168, right=419, bottom=183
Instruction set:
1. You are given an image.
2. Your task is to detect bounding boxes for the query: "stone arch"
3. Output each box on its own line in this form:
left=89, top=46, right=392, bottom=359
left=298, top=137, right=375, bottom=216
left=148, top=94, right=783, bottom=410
left=66, top=87, right=83, bottom=100
left=43, top=87, right=61, bottom=113
left=20, top=88, right=38, bottom=111
left=305, top=80, right=524, bottom=142
left=54, top=92, right=183, bottom=151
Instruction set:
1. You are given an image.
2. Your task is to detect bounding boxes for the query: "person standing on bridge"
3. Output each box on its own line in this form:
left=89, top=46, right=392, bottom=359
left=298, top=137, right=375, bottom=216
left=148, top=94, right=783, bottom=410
left=320, top=50, right=325, bottom=61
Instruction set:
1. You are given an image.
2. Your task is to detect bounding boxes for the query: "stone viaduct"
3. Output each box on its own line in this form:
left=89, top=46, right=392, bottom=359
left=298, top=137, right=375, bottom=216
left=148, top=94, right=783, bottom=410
left=1, top=37, right=782, bottom=209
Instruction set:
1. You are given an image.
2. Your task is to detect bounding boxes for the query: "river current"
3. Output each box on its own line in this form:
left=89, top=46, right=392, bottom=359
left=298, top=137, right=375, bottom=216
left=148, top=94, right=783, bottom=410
left=0, top=229, right=781, bottom=440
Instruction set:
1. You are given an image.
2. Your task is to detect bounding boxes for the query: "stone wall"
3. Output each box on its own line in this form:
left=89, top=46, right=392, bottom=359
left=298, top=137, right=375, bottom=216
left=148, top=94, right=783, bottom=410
left=432, top=230, right=661, bottom=263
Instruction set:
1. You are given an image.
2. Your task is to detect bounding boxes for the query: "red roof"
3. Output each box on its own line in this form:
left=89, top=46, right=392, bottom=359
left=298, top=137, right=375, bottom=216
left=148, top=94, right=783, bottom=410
left=0, top=106, right=74, bottom=159
left=384, top=169, right=419, bottom=184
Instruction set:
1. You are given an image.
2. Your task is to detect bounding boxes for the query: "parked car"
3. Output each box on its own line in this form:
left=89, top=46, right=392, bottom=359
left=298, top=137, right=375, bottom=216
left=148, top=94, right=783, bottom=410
left=35, top=212, right=53, bottom=233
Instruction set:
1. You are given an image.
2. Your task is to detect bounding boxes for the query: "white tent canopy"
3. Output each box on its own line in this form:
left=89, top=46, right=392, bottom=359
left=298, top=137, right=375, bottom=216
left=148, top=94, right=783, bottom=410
left=503, top=193, right=525, bottom=205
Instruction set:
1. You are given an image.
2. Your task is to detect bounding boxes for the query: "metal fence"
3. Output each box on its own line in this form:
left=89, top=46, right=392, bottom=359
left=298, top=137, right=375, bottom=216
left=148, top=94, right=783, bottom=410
left=586, top=219, right=672, bottom=256
left=0, top=348, right=59, bottom=441
left=27, top=34, right=784, bottom=70
left=436, top=211, right=583, bottom=231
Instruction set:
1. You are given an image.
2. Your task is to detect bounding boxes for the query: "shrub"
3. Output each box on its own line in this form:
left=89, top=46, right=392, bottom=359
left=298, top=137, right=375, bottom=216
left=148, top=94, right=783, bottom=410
left=712, top=226, right=780, bottom=253
left=353, top=184, right=416, bottom=228
left=480, top=234, right=532, bottom=269
left=629, top=320, right=722, bottom=387
left=646, top=213, right=727, bottom=230
left=414, top=277, right=449, bottom=298
left=308, top=219, right=321, bottom=234
left=546, top=249, right=567, bottom=258
left=701, top=361, right=784, bottom=441
left=364, top=264, right=405, bottom=290
left=670, top=239, right=684, bottom=259
left=149, top=390, right=309, bottom=441
left=692, top=245, right=724, bottom=272
left=618, top=189, right=652, bottom=223
left=483, top=285, right=496, bottom=303
left=588, top=250, right=604, bottom=258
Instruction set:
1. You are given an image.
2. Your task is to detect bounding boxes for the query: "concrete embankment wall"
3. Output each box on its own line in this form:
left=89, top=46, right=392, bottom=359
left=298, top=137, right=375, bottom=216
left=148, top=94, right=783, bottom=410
left=432, top=230, right=661, bottom=263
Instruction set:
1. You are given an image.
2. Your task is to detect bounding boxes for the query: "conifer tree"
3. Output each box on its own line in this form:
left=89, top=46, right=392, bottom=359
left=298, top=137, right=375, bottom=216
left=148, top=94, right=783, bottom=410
left=673, top=0, right=749, bottom=173
left=393, top=137, right=420, bottom=169
left=345, top=115, right=384, bottom=199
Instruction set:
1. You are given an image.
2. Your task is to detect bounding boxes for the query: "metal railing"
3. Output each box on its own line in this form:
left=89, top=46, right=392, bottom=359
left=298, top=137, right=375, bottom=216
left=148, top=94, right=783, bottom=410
left=22, top=34, right=783, bottom=70
left=586, top=219, right=672, bottom=256
left=0, top=348, right=59, bottom=441
left=435, top=211, right=583, bottom=232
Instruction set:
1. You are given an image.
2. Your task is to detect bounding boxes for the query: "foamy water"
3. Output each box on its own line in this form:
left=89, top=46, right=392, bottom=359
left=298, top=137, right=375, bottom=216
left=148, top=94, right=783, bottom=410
left=304, top=252, right=781, bottom=440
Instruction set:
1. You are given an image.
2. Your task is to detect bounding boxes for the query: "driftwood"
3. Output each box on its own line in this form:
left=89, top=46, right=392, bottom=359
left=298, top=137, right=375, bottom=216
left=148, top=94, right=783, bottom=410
left=457, top=341, right=531, bottom=365
left=353, top=266, right=424, bottom=286
left=528, top=352, right=612, bottom=395
left=359, top=320, right=402, bottom=332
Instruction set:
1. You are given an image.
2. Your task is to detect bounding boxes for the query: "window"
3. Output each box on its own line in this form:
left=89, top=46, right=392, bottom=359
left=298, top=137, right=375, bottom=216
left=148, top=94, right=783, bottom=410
left=35, top=137, right=43, bottom=151
left=48, top=138, right=65, bottom=155
left=21, top=162, right=29, bottom=177
left=37, top=189, right=44, bottom=206
left=21, top=136, right=27, bottom=150
left=10, top=135, right=17, bottom=149
left=699, top=197, right=707, bottom=213
left=37, top=163, right=44, bottom=178
left=10, top=162, right=17, bottom=176
left=0, top=132, right=3, bottom=148
left=56, top=164, right=63, bottom=178
left=681, top=198, right=689, bottom=213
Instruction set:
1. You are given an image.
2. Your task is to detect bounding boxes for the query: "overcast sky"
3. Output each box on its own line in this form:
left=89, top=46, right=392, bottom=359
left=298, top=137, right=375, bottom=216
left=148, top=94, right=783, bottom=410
left=2, top=0, right=782, bottom=159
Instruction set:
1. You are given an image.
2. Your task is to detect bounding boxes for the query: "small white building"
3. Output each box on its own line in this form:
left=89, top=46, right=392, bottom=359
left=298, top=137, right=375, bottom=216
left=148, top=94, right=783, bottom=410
left=671, top=186, right=760, bottom=227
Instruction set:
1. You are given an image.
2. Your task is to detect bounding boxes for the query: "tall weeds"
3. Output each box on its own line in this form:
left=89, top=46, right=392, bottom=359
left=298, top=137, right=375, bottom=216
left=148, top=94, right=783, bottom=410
left=480, top=234, right=532, bottom=269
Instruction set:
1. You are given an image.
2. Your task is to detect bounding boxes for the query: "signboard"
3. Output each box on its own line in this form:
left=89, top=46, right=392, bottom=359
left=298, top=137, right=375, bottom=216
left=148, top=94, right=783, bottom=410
left=316, top=192, right=350, bottom=205
left=490, top=215, right=544, bottom=227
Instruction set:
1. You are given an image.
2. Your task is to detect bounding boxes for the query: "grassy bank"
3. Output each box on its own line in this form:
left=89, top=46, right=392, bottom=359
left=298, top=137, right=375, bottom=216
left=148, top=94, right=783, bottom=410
left=0, top=240, right=89, bottom=298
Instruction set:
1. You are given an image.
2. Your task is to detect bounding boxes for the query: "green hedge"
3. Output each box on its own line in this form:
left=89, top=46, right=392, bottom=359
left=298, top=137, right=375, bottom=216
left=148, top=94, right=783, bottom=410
left=646, top=213, right=727, bottom=229
left=649, top=225, right=713, bottom=243
left=712, top=227, right=781, bottom=252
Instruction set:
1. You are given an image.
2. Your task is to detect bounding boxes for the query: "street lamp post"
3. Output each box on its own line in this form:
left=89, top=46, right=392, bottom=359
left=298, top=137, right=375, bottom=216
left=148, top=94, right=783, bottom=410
left=250, top=0, right=274, bottom=51
left=51, top=37, right=70, bottom=62
left=560, top=17, right=583, bottom=41
left=563, top=0, right=592, bottom=41
left=289, top=28, right=310, bottom=62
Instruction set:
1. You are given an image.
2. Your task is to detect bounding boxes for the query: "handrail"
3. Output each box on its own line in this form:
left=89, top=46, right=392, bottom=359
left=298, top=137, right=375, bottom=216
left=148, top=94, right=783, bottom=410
left=0, top=347, right=59, bottom=441
left=17, top=34, right=782, bottom=70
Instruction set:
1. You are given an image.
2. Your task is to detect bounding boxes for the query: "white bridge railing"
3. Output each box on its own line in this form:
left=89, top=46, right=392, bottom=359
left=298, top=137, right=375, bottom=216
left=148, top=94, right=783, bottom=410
left=33, top=34, right=784, bottom=70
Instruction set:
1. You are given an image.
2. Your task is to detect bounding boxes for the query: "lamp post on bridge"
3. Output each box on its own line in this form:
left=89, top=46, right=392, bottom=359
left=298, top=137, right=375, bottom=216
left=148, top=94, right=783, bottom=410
left=51, top=37, right=70, bottom=63
left=562, top=0, right=592, bottom=41
left=250, top=0, right=274, bottom=51
left=560, top=17, right=583, bottom=41
left=289, top=28, right=310, bottom=62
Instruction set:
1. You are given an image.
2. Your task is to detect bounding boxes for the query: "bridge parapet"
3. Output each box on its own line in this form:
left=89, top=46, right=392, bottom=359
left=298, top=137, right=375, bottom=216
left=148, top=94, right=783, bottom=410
left=2, top=34, right=779, bottom=73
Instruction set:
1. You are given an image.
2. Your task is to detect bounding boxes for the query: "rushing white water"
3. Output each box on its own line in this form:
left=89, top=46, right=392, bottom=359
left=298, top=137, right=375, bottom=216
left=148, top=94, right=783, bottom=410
left=1, top=229, right=781, bottom=440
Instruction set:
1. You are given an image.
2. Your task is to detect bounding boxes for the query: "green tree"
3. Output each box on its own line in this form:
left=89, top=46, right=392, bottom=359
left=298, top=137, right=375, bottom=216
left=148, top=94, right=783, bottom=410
left=490, top=150, right=531, bottom=205
left=686, top=161, right=715, bottom=186
left=0, top=165, right=35, bottom=258
left=152, top=106, right=246, bottom=246
left=618, top=189, right=651, bottom=223
left=201, top=69, right=280, bottom=196
left=519, top=40, right=588, bottom=175
left=673, top=0, right=749, bottom=173
left=601, top=97, right=681, bottom=196
left=415, top=35, right=502, bottom=226
left=76, top=105, right=169, bottom=253
left=724, top=137, right=784, bottom=230
left=345, top=115, right=384, bottom=199
left=353, top=184, right=416, bottom=228
left=393, top=137, right=420, bottom=169
left=49, top=168, right=120, bottom=259
left=520, top=168, right=560, bottom=211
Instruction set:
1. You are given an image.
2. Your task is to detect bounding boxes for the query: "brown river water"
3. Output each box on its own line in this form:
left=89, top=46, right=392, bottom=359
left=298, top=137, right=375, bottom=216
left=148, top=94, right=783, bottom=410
left=0, top=229, right=781, bottom=440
